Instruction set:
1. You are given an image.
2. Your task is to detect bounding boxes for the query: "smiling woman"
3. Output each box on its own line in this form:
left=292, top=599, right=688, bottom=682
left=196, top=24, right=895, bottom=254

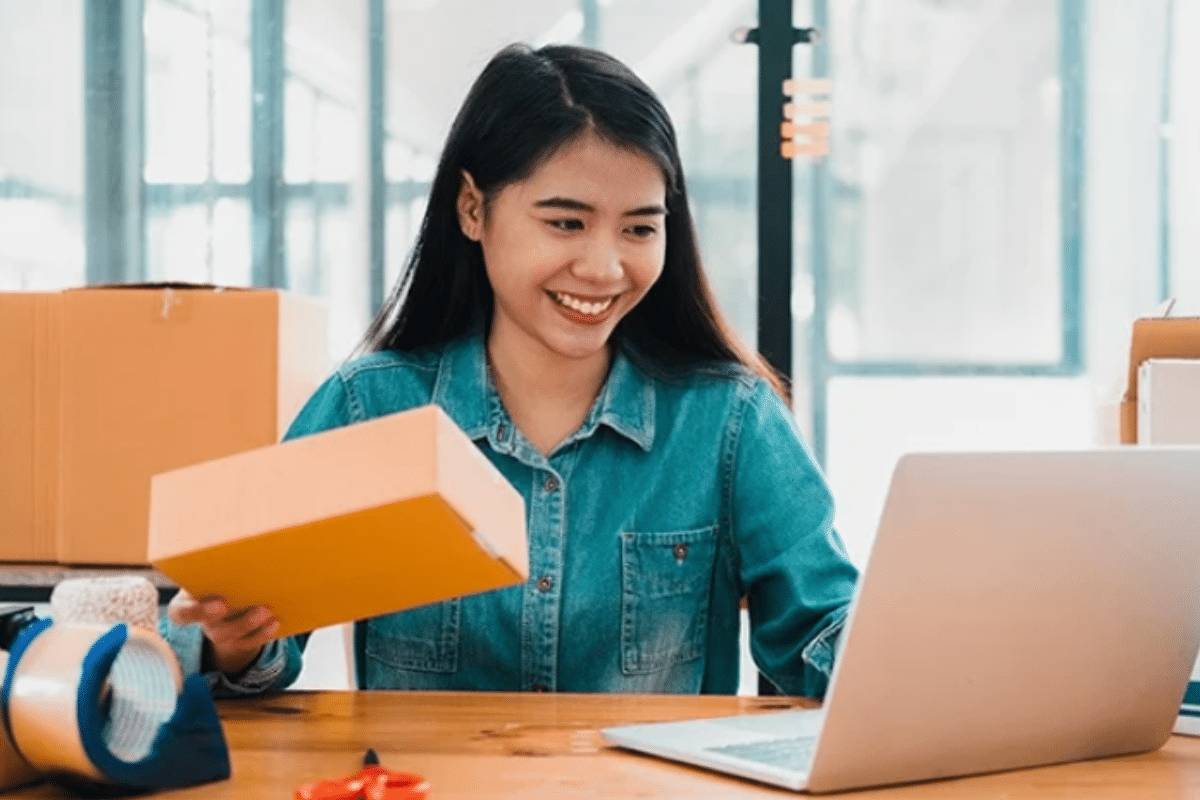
left=456, top=133, right=668, bottom=453
left=161, top=43, right=859, bottom=702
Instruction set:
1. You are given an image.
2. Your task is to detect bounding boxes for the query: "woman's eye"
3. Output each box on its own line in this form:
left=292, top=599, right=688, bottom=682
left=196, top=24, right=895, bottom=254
left=547, top=218, right=584, bottom=232
left=627, top=225, right=658, bottom=238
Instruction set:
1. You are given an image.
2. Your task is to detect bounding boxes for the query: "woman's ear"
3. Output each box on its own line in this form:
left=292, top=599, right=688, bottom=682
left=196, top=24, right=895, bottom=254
left=456, top=170, right=484, bottom=241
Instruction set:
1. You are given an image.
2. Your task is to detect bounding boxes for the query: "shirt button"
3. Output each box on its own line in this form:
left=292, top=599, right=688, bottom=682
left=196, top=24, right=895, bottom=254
left=673, top=543, right=689, bottom=560
left=544, top=475, right=560, bottom=492
left=537, top=576, right=553, bottom=592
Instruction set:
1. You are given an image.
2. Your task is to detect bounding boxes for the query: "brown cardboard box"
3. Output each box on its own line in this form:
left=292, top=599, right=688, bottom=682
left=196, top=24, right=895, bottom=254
left=147, top=405, right=529, bottom=639
left=0, top=293, right=59, bottom=562
left=1120, top=317, right=1200, bottom=443
left=0, top=285, right=327, bottom=564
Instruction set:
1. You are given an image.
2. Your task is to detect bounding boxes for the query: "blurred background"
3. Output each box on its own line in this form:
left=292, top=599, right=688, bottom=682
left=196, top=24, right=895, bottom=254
left=1, top=0, right=1195, bottom=572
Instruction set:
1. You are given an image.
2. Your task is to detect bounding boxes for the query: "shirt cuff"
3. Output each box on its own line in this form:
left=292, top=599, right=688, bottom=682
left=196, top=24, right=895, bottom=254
left=159, top=616, right=204, bottom=678
left=800, top=606, right=850, bottom=679
left=158, top=617, right=296, bottom=697
left=207, top=638, right=291, bottom=697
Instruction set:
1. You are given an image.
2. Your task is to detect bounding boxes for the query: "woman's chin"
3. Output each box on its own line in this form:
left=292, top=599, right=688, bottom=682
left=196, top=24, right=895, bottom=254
left=540, top=328, right=612, bottom=363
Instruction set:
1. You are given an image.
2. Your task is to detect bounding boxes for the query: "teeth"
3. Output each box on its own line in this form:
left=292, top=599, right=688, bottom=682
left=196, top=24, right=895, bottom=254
left=550, top=291, right=615, bottom=316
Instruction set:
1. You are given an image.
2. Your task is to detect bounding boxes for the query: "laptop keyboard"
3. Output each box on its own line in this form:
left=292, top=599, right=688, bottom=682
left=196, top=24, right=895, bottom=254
left=706, top=735, right=819, bottom=772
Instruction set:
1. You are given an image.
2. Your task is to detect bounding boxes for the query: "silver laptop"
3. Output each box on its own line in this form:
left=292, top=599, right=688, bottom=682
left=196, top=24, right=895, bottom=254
left=602, top=448, right=1200, bottom=793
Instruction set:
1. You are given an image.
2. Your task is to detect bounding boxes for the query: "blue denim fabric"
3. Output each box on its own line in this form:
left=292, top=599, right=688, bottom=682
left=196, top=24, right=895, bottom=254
left=165, top=327, right=858, bottom=698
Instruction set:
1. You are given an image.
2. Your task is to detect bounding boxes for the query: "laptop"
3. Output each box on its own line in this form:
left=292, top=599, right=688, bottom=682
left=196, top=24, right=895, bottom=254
left=602, top=448, right=1200, bottom=793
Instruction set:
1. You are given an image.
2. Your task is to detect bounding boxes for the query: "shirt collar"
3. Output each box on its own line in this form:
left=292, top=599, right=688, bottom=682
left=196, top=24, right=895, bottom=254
left=431, top=327, right=655, bottom=454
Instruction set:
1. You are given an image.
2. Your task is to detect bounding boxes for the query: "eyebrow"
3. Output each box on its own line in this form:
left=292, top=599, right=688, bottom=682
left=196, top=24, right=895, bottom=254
left=533, top=197, right=667, bottom=217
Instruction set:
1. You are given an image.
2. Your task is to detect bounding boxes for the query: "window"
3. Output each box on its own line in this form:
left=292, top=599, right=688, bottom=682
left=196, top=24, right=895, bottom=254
left=0, top=0, right=84, bottom=290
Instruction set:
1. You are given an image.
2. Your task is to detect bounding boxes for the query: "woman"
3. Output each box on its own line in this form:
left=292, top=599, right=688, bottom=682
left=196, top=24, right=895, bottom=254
left=165, top=43, right=858, bottom=698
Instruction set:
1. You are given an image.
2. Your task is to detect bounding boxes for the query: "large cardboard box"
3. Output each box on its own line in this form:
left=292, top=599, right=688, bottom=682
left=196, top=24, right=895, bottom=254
left=0, top=285, right=327, bottom=565
left=0, top=293, right=59, bottom=562
left=1120, top=317, right=1200, bottom=444
left=147, top=405, right=529, bottom=639
left=1138, top=359, right=1200, bottom=444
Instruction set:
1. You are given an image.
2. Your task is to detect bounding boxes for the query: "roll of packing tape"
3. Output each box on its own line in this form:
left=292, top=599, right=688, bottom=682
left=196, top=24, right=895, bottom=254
left=0, top=651, right=40, bottom=792
left=51, top=576, right=159, bottom=632
left=1, top=620, right=231, bottom=791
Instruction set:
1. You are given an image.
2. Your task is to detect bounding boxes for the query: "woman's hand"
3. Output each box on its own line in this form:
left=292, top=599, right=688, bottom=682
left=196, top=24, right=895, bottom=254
left=167, top=588, right=281, bottom=676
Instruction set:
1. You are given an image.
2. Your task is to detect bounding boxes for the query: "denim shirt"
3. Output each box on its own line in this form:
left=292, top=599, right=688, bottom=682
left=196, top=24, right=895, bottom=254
left=162, top=328, right=858, bottom=698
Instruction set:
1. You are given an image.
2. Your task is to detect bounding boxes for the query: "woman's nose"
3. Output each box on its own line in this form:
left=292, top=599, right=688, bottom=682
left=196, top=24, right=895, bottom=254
left=571, top=237, right=623, bottom=282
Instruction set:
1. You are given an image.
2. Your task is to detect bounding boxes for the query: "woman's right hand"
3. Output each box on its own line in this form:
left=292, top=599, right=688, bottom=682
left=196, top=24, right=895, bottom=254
left=167, top=588, right=281, bottom=676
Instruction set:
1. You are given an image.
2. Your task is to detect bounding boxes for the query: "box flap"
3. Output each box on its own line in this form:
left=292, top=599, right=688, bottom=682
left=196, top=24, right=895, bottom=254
left=1120, top=317, right=1200, bottom=444
left=1123, top=318, right=1200, bottom=403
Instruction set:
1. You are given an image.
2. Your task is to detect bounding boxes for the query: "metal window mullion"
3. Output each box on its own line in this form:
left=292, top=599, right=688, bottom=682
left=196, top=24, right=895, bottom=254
left=826, top=361, right=1079, bottom=379
left=310, top=91, right=323, bottom=295
left=84, top=0, right=145, bottom=286
left=756, top=0, right=794, bottom=394
left=1157, top=0, right=1176, bottom=303
left=1059, top=0, right=1086, bottom=373
left=809, top=0, right=831, bottom=466
left=753, top=0, right=800, bottom=700
left=368, top=0, right=386, bottom=314
left=250, top=0, right=287, bottom=289
left=580, top=0, right=600, bottom=49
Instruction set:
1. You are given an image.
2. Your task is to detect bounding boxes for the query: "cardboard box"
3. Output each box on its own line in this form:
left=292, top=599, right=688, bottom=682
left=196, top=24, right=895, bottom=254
left=0, top=293, right=59, bottom=562
left=147, top=405, right=528, bottom=639
left=1138, top=359, right=1200, bottom=444
left=0, top=285, right=327, bottom=565
left=1120, top=317, right=1200, bottom=443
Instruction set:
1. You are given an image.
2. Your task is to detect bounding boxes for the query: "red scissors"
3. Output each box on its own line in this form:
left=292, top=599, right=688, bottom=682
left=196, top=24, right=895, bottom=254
left=294, top=749, right=429, bottom=800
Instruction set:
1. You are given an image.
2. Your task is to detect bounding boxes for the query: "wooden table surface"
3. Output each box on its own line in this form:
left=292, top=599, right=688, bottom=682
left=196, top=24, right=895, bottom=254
left=8, top=690, right=1200, bottom=799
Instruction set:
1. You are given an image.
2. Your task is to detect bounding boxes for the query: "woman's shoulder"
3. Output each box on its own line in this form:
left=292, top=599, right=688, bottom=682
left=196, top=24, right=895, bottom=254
left=320, top=342, right=448, bottom=420
left=336, top=344, right=444, bottom=381
left=632, top=357, right=776, bottom=439
left=637, top=354, right=764, bottom=404
left=621, top=339, right=758, bottom=393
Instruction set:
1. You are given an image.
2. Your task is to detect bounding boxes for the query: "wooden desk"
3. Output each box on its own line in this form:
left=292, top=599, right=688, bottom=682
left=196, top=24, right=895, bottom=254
left=7, top=691, right=1200, bottom=799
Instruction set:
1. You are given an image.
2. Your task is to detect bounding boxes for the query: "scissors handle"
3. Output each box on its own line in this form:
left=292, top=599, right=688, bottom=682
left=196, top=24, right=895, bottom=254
left=295, top=764, right=430, bottom=800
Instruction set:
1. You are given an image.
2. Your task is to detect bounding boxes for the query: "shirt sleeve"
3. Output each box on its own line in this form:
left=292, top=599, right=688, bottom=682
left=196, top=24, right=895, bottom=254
left=728, top=379, right=859, bottom=698
left=161, top=372, right=356, bottom=695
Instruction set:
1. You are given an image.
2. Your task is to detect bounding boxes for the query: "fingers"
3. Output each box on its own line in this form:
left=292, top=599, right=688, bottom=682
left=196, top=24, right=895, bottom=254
left=204, top=605, right=280, bottom=651
left=206, top=607, right=279, bottom=675
left=166, top=588, right=203, bottom=626
left=167, top=589, right=280, bottom=647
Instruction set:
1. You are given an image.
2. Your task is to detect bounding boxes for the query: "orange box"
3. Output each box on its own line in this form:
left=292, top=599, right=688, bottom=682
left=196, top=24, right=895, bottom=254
left=0, top=285, right=327, bottom=564
left=0, top=293, right=59, bottom=562
left=1120, top=317, right=1200, bottom=443
left=147, top=405, right=529, bottom=639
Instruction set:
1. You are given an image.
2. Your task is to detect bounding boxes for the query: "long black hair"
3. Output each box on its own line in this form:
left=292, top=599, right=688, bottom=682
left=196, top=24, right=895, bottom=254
left=357, top=43, right=787, bottom=399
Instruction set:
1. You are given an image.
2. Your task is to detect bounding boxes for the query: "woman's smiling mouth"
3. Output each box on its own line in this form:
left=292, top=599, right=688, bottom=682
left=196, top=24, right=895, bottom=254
left=546, top=290, right=619, bottom=318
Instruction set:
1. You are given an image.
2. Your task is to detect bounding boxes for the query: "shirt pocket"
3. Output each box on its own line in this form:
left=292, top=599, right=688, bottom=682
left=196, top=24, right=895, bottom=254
left=620, top=525, right=719, bottom=675
left=363, top=598, right=460, bottom=678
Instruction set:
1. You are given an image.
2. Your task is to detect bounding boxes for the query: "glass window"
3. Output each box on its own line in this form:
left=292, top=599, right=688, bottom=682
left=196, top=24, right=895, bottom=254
left=286, top=0, right=367, bottom=359
left=812, top=0, right=1082, bottom=562
left=1167, top=0, right=1200, bottom=310
left=144, top=0, right=253, bottom=285
left=824, top=0, right=1062, bottom=365
left=0, top=0, right=84, bottom=290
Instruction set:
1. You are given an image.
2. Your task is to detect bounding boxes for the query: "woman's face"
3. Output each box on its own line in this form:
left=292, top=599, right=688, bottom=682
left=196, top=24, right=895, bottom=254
left=457, top=132, right=667, bottom=365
